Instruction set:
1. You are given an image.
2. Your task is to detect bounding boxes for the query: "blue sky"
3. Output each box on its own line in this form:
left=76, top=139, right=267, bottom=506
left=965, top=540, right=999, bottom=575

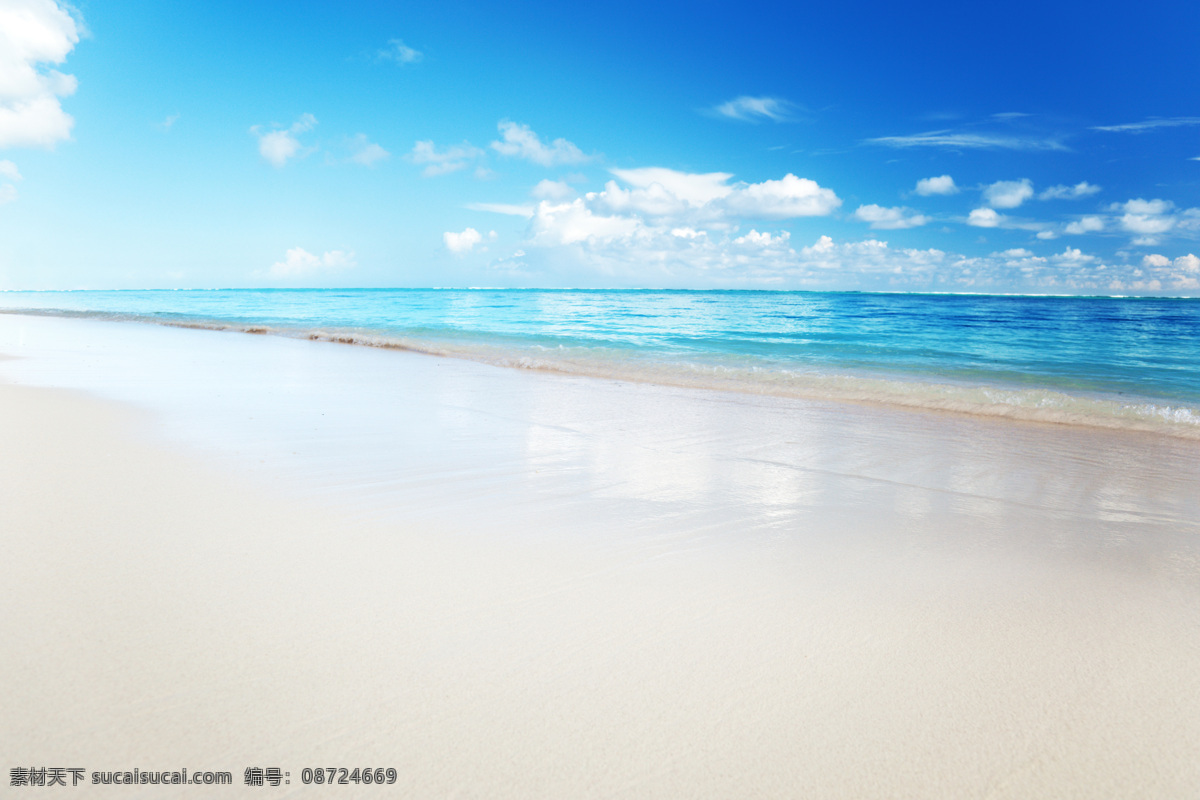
left=2, top=0, right=1199, bottom=293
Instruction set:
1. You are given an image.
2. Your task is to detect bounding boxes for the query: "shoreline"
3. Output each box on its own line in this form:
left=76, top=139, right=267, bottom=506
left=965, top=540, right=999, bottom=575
left=2, top=307, right=1198, bottom=441
left=2, top=314, right=1199, bottom=797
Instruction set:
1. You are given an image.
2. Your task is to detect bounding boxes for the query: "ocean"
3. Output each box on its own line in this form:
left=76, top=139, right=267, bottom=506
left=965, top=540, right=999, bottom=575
left=2, top=288, right=1198, bottom=438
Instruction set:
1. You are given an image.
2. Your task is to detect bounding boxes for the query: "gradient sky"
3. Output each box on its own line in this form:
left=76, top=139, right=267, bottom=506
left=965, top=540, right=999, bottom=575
left=2, top=0, right=1199, bottom=293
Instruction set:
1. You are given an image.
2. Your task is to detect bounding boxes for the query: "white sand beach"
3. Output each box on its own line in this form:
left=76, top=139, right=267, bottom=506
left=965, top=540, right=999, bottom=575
left=2, top=313, right=1199, bottom=798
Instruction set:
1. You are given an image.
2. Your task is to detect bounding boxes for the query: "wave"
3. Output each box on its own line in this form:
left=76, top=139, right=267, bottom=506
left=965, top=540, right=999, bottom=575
left=5, top=307, right=1200, bottom=439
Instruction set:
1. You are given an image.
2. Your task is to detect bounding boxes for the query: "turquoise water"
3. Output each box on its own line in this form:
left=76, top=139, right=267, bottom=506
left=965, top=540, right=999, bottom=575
left=2, top=289, right=1199, bottom=436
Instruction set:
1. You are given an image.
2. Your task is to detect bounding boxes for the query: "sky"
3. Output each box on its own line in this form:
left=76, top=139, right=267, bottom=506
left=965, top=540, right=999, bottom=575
left=1, top=0, right=1199, bottom=294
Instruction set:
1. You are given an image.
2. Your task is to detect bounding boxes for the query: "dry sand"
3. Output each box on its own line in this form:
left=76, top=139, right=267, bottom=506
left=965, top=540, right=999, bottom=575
left=2, top=314, right=1199, bottom=798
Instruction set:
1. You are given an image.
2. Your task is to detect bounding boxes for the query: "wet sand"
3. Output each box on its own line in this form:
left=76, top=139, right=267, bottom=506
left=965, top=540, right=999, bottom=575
left=2, top=313, right=1198, bottom=798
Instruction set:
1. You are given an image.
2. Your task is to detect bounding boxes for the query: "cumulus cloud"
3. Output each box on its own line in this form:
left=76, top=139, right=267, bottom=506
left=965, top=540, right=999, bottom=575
left=348, top=133, right=389, bottom=166
left=967, top=208, right=1003, bottom=227
left=1050, top=247, right=1095, bottom=265
left=407, top=140, right=484, bottom=176
left=1116, top=198, right=1176, bottom=236
left=490, top=121, right=589, bottom=166
left=853, top=204, right=929, bottom=230
left=914, top=175, right=957, bottom=196
left=443, top=227, right=485, bottom=253
left=379, top=39, right=422, bottom=64
left=983, top=179, right=1034, bottom=209
left=1038, top=181, right=1100, bottom=200
left=518, top=167, right=840, bottom=259
left=608, top=167, right=734, bottom=206
left=581, top=167, right=840, bottom=226
left=710, top=96, right=798, bottom=122
left=721, top=174, right=841, bottom=218
left=269, top=247, right=355, bottom=278
left=251, top=114, right=317, bottom=168
left=0, top=159, right=21, bottom=181
left=0, top=0, right=81, bottom=149
left=1064, top=216, right=1104, bottom=234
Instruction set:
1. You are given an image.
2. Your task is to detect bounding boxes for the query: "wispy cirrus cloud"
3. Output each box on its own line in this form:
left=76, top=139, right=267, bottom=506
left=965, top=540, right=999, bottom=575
left=866, top=130, right=1068, bottom=152
left=1091, top=117, right=1200, bottom=133
left=1039, top=182, right=1100, bottom=200
left=465, top=202, right=534, bottom=218
left=378, top=39, right=422, bottom=64
left=347, top=133, right=389, bottom=167
left=709, top=96, right=800, bottom=123
left=407, top=140, right=484, bottom=176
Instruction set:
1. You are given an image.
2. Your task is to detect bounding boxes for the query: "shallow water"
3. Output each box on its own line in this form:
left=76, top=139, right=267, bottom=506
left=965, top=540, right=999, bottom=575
left=3, top=289, right=1199, bottom=436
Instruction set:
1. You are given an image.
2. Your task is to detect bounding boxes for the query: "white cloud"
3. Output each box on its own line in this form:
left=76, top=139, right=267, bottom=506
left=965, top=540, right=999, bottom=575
left=1091, top=117, right=1200, bottom=133
left=443, top=227, right=484, bottom=253
left=1142, top=254, right=1171, bottom=268
left=490, top=121, right=589, bottom=167
left=1064, top=216, right=1104, bottom=234
left=269, top=247, right=355, bottom=278
left=0, top=157, right=19, bottom=203
left=608, top=167, right=734, bottom=206
left=1036, top=230, right=1059, bottom=240
left=853, top=204, right=928, bottom=229
left=914, top=175, right=957, bottom=196
left=734, top=229, right=790, bottom=246
left=967, top=208, right=1003, bottom=227
left=1116, top=198, right=1176, bottom=235
left=866, top=130, right=1067, bottom=151
left=531, top=178, right=574, bottom=200
left=1038, top=181, right=1100, bottom=200
left=721, top=174, right=841, bottom=218
left=348, top=133, right=389, bottom=167
left=998, top=248, right=1033, bottom=257
left=529, top=200, right=640, bottom=246
left=158, top=113, right=180, bottom=131
left=379, top=39, right=422, bottom=64
left=0, top=0, right=81, bottom=148
left=711, top=96, right=797, bottom=122
left=1050, top=247, right=1095, bottom=265
left=983, top=179, right=1033, bottom=209
left=1176, top=254, right=1200, bottom=273
left=588, top=167, right=839, bottom=224
left=465, top=202, right=534, bottom=218
left=407, top=140, right=484, bottom=176
left=251, top=113, right=317, bottom=168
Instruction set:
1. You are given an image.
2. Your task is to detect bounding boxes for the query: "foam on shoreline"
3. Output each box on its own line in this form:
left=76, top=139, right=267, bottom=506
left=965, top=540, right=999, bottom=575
left=5, top=307, right=1199, bottom=439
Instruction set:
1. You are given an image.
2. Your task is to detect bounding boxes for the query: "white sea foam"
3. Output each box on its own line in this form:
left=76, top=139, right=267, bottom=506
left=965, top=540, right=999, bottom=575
left=5, top=307, right=1200, bottom=439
